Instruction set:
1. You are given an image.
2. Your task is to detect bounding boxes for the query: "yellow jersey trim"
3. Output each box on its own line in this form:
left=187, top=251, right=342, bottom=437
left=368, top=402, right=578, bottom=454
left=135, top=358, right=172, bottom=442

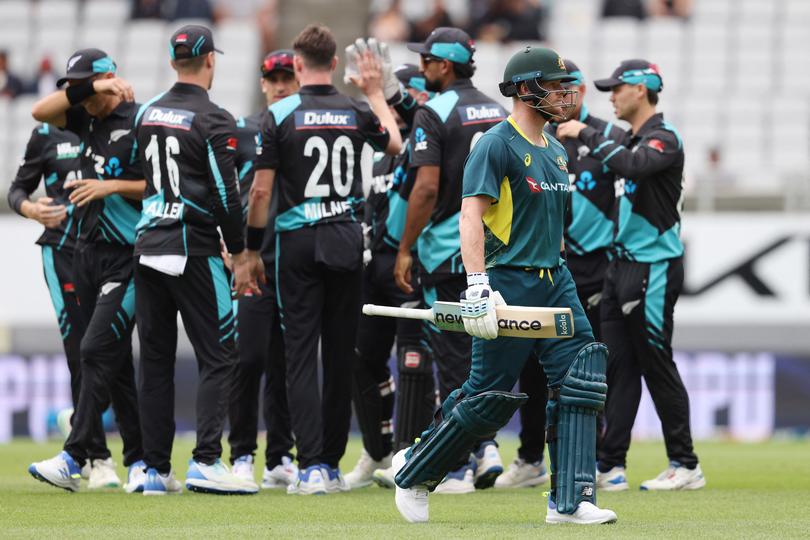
left=483, top=176, right=513, bottom=246
left=507, top=115, right=548, bottom=147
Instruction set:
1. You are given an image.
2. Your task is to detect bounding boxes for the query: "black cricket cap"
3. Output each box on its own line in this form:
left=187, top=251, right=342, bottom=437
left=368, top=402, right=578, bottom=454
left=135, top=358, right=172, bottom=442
left=170, top=25, right=223, bottom=60
left=261, top=49, right=294, bottom=77
left=594, top=59, right=663, bottom=92
left=56, top=48, right=116, bottom=87
left=406, top=27, right=475, bottom=65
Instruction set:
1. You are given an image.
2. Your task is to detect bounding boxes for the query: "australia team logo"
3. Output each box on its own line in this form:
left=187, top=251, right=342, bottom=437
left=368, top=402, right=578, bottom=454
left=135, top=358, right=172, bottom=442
left=556, top=155, right=568, bottom=172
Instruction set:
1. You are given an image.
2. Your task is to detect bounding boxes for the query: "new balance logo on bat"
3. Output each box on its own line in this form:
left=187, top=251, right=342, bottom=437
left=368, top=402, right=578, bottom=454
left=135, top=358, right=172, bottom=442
left=435, top=312, right=542, bottom=331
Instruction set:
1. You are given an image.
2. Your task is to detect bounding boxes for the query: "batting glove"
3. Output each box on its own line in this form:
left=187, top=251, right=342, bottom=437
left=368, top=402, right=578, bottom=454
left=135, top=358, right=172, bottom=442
left=460, top=273, right=505, bottom=340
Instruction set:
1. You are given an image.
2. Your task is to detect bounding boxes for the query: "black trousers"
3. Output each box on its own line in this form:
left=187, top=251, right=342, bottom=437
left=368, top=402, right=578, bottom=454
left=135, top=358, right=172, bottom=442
left=514, top=254, right=608, bottom=462
left=228, top=276, right=294, bottom=468
left=277, top=225, right=362, bottom=469
left=136, top=256, right=236, bottom=474
left=598, top=257, right=698, bottom=470
left=422, top=274, right=471, bottom=401
left=354, top=248, right=422, bottom=461
left=63, top=243, right=142, bottom=467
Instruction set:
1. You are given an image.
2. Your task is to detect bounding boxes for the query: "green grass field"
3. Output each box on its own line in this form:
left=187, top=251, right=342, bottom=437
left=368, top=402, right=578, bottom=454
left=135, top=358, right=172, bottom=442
left=1, top=437, right=808, bottom=539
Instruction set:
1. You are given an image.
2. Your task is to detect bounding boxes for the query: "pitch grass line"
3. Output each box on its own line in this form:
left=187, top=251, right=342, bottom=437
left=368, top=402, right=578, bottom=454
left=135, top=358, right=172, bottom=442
left=2, top=438, right=809, bottom=539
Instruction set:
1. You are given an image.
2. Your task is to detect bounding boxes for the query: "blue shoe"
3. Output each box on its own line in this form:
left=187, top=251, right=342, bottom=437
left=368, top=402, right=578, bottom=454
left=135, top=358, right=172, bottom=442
left=28, top=451, right=82, bottom=492
left=185, top=459, right=258, bottom=495
left=596, top=466, right=629, bottom=491
left=287, top=465, right=327, bottom=495
left=320, top=464, right=349, bottom=493
left=124, top=460, right=147, bottom=493
left=434, top=462, right=475, bottom=494
left=143, top=467, right=182, bottom=496
left=473, top=441, right=503, bottom=489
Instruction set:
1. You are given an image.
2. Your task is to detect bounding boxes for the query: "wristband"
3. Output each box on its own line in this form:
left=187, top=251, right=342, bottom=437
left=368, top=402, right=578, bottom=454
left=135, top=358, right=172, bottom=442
left=65, top=80, right=96, bottom=105
left=466, top=272, right=489, bottom=287
left=246, top=226, right=265, bottom=251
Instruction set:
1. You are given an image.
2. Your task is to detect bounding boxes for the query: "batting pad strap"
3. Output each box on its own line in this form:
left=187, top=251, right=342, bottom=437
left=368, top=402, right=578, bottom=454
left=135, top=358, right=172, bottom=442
left=547, top=342, right=608, bottom=514
left=395, top=391, right=527, bottom=490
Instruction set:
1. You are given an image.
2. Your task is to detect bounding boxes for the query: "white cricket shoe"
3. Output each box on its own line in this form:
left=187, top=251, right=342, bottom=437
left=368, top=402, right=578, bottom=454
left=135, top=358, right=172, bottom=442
left=546, top=501, right=618, bottom=525
left=434, top=462, right=475, bottom=494
left=287, top=465, right=327, bottom=495
left=372, top=463, right=396, bottom=489
left=87, top=457, right=122, bottom=489
left=596, top=466, right=629, bottom=491
left=80, top=461, right=91, bottom=480
left=495, top=458, right=550, bottom=488
left=262, top=456, right=298, bottom=489
left=345, top=449, right=392, bottom=489
left=143, top=467, right=183, bottom=496
left=185, top=459, right=258, bottom=495
left=124, top=460, right=147, bottom=493
left=28, top=451, right=82, bottom=492
left=321, top=464, right=350, bottom=493
left=231, top=455, right=255, bottom=483
left=640, top=462, right=706, bottom=491
left=392, top=449, right=429, bottom=523
left=472, top=441, right=503, bottom=489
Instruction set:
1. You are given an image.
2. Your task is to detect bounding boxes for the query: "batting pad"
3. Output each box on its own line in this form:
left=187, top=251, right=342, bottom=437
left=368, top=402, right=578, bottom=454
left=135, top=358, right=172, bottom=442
left=395, top=390, right=527, bottom=490
left=546, top=342, right=608, bottom=514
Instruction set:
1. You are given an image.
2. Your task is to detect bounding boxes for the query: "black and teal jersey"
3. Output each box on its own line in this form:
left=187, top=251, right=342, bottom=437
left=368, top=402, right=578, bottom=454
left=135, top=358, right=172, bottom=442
left=406, top=78, right=506, bottom=275
left=64, top=100, right=143, bottom=246
left=548, top=105, right=625, bottom=257
left=578, top=112, right=684, bottom=263
left=234, top=110, right=278, bottom=271
left=134, top=83, right=244, bottom=257
left=254, top=84, right=391, bottom=233
left=7, top=123, right=82, bottom=250
left=366, top=138, right=411, bottom=252
left=462, top=116, right=571, bottom=269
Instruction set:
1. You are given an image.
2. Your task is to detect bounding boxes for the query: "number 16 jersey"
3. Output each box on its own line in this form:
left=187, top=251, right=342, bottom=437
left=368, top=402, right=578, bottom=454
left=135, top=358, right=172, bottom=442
left=254, top=84, right=390, bottom=232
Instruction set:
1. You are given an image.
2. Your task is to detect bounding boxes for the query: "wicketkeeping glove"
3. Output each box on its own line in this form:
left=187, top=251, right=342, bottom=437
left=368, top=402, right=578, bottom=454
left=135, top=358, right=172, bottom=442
left=367, top=38, right=402, bottom=103
left=460, top=273, right=505, bottom=340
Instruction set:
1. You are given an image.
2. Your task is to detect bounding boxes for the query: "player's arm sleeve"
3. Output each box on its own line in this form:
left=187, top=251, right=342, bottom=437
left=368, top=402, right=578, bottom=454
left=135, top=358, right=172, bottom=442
left=7, top=128, right=46, bottom=215
left=579, top=125, right=680, bottom=180
left=409, top=108, right=442, bottom=168
left=393, top=92, right=419, bottom=130
left=63, top=106, right=88, bottom=135
left=357, top=102, right=391, bottom=152
left=254, top=109, right=279, bottom=171
left=205, top=110, right=245, bottom=253
left=462, top=134, right=507, bottom=201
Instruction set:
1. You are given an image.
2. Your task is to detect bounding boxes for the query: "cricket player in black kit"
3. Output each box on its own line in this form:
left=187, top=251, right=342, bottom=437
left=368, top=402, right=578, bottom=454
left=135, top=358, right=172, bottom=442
left=238, top=24, right=402, bottom=495
left=497, top=59, right=625, bottom=489
left=133, top=25, right=256, bottom=496
left=344, top=60, right=434, bottom=490
left=228, top=50, right=299, bottom=489
left=28, top=49, right=145, bottom=493
left=558, top=59, right=705, bottom=491
left=392, top=27, right=507, bottom=493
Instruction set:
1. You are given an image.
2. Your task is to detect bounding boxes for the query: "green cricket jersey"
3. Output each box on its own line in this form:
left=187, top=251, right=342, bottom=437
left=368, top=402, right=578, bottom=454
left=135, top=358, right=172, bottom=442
left=462, top=116, right=570, bottom=269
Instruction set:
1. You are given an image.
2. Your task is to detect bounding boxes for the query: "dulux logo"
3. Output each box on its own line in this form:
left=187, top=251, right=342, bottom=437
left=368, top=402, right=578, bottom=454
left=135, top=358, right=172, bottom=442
left=142, top=107, right=194, bottom=130
left=295, top=110, right=357, bottom=129
left=458, top=104, right=505, bottom=125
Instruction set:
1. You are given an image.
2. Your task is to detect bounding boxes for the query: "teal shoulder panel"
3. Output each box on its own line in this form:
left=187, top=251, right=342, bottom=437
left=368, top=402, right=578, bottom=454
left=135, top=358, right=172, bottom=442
left=269, top=94, right=302, bottom=125
left=425, top=91, right=460, bottom=123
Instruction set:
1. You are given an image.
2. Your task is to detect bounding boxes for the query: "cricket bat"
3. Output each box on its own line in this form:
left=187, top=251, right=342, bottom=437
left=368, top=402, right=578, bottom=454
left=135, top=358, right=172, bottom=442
left=362, top=302, right=574, bottom=339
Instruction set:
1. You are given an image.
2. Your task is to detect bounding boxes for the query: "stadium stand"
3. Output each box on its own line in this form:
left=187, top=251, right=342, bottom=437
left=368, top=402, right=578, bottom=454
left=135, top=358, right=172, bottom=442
left=0, top=0, right=807, bottom=211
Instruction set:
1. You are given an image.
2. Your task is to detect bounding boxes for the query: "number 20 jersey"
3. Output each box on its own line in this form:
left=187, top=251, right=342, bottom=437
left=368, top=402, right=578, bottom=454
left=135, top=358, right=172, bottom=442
left=254, top=84, right=390, bottom=232
left=134, top=83, right=244, bottom=257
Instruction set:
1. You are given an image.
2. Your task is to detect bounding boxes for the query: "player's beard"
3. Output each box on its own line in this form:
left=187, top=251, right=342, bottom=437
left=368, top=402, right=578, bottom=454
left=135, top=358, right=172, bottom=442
left=424, top=75, right=443, bottom=93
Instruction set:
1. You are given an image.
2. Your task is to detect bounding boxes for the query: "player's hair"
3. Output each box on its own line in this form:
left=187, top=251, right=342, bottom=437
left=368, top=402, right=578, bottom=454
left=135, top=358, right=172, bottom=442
left=293, top=24, right=336, bottom=71
left=646, top=89, right=659, bottom=105
left=172, top=46, right=207, bottom=74
left=452, top=61, right=475, bottom=79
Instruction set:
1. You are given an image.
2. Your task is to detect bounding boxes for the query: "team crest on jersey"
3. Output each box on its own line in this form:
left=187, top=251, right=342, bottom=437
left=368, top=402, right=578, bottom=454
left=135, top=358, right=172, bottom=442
left=456, top=104, right=505, bottom=126
left=556, top=155, right=568, bottom=172
left=524, top=153, right=531, bottom=167
left=142, top=106, right=195, bottom=130
left=294, top=109, right=357, bottom=130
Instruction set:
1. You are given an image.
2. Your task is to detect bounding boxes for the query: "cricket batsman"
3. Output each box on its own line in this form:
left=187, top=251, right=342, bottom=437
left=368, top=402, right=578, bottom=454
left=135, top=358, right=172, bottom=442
left=391, top=46, right=617, bottom=525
